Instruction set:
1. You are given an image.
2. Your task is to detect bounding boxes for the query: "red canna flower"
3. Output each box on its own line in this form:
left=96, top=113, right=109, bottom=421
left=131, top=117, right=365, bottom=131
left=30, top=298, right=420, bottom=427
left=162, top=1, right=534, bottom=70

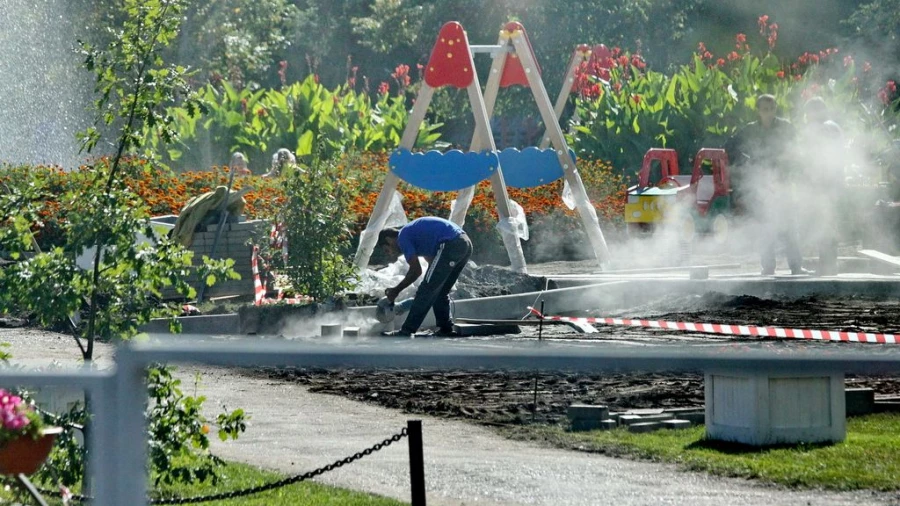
left=758, top=15, right=769, bottom=34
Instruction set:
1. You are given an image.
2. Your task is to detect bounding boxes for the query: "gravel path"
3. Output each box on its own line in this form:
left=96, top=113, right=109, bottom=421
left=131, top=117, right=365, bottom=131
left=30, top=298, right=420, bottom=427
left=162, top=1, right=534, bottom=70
left=1, top=328, right=897, bottom=506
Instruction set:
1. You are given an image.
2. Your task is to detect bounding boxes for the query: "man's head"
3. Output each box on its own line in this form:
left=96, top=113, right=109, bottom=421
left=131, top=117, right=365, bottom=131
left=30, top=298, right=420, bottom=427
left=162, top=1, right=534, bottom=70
left=378, top=227, right=401, bottom=258
left=755, top=94, right=777, bottom=127
left=804, top=96, right=829, bottom=123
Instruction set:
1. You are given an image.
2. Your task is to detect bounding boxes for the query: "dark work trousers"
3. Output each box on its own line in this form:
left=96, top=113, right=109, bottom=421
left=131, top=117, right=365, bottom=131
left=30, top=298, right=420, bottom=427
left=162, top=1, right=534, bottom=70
left=401, top=234, right=473, bottom=334
left=761, top=220, right=803, bottom=274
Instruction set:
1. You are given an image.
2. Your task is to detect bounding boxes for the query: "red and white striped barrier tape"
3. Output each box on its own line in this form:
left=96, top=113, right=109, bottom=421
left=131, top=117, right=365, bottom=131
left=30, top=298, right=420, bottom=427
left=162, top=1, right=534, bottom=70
left=527, top=307, right=898, bottom=344
left=251, top=245, right=312, bottom=306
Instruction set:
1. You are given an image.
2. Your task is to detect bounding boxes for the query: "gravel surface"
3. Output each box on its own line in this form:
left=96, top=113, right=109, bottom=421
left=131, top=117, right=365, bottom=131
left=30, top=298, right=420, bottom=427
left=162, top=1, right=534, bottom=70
left=2, top=326, right=899, bottom=505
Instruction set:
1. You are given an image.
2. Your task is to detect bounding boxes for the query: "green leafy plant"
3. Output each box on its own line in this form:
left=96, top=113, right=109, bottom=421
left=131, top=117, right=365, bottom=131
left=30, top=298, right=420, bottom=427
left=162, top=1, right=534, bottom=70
left=3, top=1, right=246, bottom=493
left=35, top=403, right=86, bottom=489
left=159, top=75, right=442, bottom=172
left=0, top=0, right=238, bottom=361
left=32, top=367, right=247, bottom=490
left=266, top=149, right=359, bottom=301
left=147, top=367, right=246, bottom=486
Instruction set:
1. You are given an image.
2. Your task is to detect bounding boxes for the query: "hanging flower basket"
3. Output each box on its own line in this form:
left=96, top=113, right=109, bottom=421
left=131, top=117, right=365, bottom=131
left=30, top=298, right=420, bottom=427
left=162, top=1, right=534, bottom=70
left=0, top=427, right=62, bottom=475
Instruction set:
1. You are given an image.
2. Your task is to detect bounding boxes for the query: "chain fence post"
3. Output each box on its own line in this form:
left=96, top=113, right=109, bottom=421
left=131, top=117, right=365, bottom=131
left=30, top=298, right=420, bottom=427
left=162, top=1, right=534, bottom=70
left=407, top=419, right=426, bottom=506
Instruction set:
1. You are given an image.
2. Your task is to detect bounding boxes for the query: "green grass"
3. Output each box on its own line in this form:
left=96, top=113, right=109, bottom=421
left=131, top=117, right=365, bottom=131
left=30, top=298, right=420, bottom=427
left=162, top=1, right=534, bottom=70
left=505, top=413, right=900, bottom=491
left=2, top=459, right=406, bottom=505
left=152, top=460, right=407, bottom=505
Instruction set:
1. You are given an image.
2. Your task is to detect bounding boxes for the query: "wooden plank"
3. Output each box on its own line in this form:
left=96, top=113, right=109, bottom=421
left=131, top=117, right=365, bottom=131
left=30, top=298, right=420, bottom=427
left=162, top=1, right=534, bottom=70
left=859, top=249, right=900, bottom=270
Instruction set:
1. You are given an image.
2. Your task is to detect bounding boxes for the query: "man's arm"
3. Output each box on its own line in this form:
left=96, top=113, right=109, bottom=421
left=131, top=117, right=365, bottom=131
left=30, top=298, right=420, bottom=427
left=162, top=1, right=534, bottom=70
left=723, top=127, right=748, bottom=165
left=386, top=258, right=422, bottom=301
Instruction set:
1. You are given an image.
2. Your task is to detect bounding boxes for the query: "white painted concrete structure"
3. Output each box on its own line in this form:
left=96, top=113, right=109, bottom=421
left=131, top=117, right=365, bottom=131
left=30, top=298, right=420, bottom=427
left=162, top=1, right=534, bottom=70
left=705, top=371, right=846, bottom=446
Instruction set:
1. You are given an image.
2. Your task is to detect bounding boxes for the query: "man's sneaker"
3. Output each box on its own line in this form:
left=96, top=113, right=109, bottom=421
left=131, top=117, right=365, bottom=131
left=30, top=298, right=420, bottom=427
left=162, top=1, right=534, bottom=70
left=761, top=268, right=775, bottom=276
left=434, top=327, right=460, bottom=337
left=381, top=329, right=413, bottom=337
left=791, top=267, right=812, bottom=275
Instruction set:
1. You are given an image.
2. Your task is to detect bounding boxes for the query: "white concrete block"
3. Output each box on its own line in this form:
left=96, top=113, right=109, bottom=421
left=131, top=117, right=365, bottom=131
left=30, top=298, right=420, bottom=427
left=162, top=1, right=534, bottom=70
left=321, top=324, right=342, bottom=337
left=705, top=371, right=845, bottom=446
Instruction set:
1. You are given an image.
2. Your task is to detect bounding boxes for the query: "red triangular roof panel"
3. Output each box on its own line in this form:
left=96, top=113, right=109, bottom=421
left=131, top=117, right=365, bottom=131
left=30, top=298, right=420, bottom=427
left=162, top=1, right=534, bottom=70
left=500, top=22, right=541, bottom=88
left=424, top=22, right=475, bottom=89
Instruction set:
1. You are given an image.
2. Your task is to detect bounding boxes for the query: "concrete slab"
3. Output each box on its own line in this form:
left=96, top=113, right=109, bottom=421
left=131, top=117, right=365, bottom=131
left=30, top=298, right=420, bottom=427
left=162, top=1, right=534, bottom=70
left=550, top=276, right=900, bottom=302
left=600, top=419, right=618, bottom=430
left=845, top=388, right=875, bottom=416
left=453, top=323, right=520, bottom=336
left=626, top=408, right=665, bottom=415
left=348, top=280, right=629, bottom=335
left=859, top=249, right=900, bottom=270
left=690, top=266, right=709, bottom=280
left=874, top=401, right=900, bottom=413
left=677, top=412, right=706, bottom=426
left=141, top=313, right=240, bottom=334
left=632, top=413, right=674, bottom=423
left=628, top=421, right=662, bottom=433
left=567, top=404, right=609, bottom=421
left=662, top=419, right=692, bottom=430
left=571, top=419, right=604, bottom=432
left=618, top=415, right=645, bottom=426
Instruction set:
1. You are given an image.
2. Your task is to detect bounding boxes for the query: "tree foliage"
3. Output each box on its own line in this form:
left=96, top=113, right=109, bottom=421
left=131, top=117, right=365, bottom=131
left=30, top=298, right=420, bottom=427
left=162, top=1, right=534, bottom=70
left=846, top=0, right=900, bottom=55
left=1, top=0, right=234, bottom=361
left=273, top=149, right=359, bottom=301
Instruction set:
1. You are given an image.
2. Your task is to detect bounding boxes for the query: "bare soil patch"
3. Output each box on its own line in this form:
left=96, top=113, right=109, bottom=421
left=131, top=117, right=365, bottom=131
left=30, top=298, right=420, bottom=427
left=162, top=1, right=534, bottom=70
left=259, top=293, right=900, bottom=425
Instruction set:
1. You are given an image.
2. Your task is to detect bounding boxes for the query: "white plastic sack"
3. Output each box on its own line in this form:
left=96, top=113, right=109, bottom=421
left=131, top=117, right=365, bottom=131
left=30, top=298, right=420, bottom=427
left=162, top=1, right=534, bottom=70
left=508, top=199, right=529, bottom=240
left=356, top=255, right=425, bottom=299
left=384, top=192, right=408, bottom=228
left=561, top=180, right=576, bottom=210
left=494, top=200, right=529, bottom=241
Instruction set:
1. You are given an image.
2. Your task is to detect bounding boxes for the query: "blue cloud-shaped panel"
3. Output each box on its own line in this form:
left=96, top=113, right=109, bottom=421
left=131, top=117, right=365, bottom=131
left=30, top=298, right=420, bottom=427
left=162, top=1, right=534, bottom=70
left=390, top=149, right=498, bottom=192
left=498, top=147, right=576, bottom=188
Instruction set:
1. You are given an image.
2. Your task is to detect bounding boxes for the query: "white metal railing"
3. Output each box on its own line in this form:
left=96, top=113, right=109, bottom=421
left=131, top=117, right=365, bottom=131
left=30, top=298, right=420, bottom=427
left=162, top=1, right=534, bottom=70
left=3, top=336, right=899, bottom=505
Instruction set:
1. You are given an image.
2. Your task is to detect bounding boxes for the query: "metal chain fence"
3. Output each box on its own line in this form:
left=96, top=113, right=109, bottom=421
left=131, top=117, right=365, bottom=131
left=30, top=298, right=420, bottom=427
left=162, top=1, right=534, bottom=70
left=30, top=427, right=409, bottom=505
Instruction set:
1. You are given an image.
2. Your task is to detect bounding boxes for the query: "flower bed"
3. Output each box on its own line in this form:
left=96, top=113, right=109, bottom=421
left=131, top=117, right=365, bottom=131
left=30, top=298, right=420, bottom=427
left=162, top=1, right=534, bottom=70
left=2, top=153, right=625, bottom=264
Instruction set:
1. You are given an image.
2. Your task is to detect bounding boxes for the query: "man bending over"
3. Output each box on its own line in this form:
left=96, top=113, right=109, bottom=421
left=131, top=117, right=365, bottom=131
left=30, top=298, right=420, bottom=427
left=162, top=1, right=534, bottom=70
left=378, top=217, right=473, bottom=337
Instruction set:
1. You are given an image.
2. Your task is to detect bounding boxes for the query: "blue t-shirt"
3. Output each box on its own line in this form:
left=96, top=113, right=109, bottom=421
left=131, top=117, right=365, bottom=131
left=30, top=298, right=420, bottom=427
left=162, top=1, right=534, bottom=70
left=397, top=217, right=463, bottom=261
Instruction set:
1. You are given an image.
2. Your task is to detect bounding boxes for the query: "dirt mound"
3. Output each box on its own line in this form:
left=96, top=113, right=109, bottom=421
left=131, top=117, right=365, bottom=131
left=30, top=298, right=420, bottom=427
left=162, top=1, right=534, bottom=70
left=455, top=264, right=546, bottom=299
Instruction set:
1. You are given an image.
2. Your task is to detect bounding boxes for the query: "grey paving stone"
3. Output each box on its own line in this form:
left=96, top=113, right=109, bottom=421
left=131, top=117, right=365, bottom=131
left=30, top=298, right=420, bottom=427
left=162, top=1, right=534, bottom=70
left=567, top=404, right=609, bottom=421
left=628, top=422, right=662, bottom=433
